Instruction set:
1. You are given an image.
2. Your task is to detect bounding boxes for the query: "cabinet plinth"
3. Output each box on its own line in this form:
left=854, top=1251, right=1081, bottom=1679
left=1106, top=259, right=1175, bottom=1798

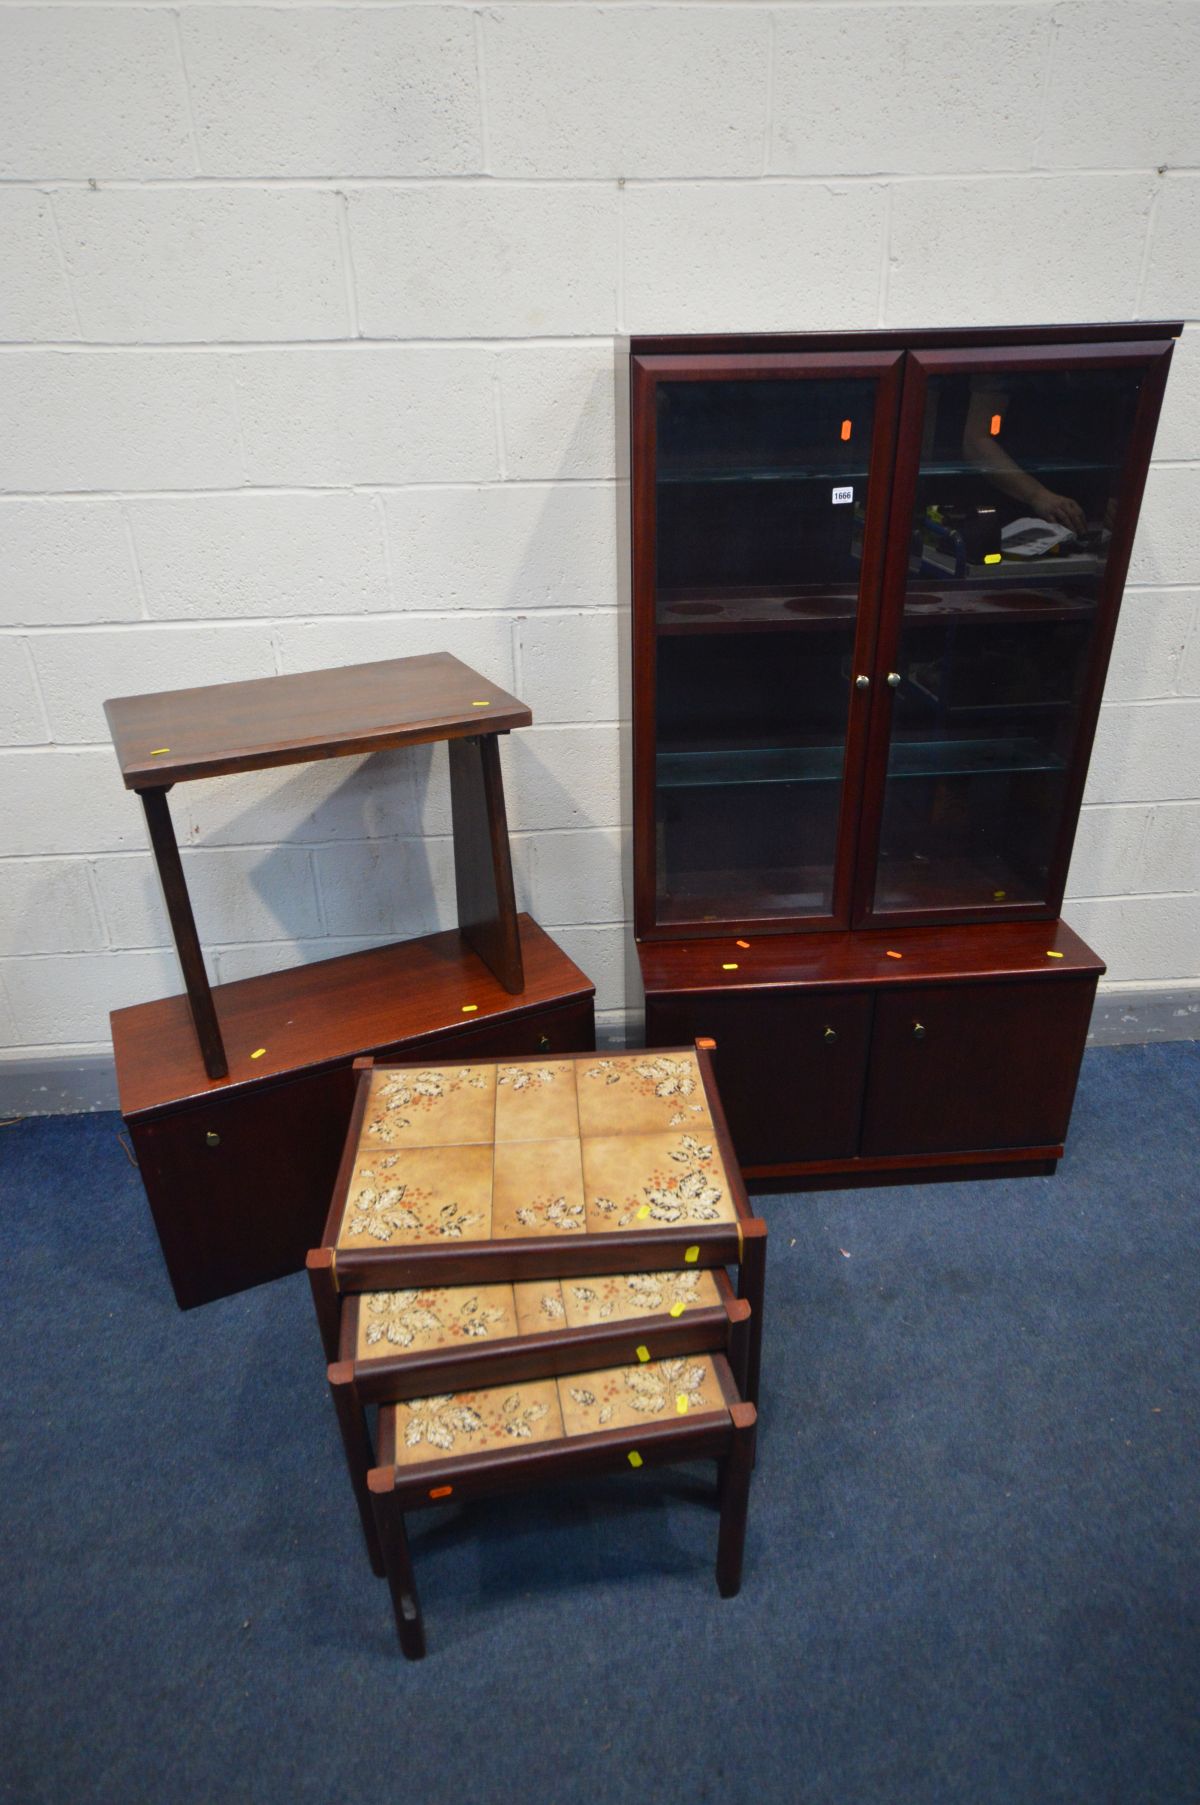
left=631, top=324, right=1177, bottom=1183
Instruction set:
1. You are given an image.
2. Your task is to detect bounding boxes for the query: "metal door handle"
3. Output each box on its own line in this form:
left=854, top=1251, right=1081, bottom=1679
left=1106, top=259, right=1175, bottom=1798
left=823, top=1026, right=838, bottom=1045
left=854, top=674, right=870, bottom=691
left=912, top=1022, right=926, bottom=1041
left=886, top=671, right=901, bottom=688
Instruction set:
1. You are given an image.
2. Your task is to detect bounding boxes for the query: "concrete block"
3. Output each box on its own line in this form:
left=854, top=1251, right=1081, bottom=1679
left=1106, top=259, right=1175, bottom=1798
left=349, top=187, right=618, bottom=339
left=0, top=750, right=148, bottom=855
left=0, top=352, right=244, bottom=493
left=0, top=499, right=140, bottom=627
left=1140, top=802, right=1200, bottom=894
left=313, top=835, right=459, bottom=939
left=1152, top=328, right=1200, bottom=461
left=1064, top=805, right=1152, bottom=899
left=483, top=6, right=767, bottom=178
left=771, top=5, right=1047, bottom=175
left=498, top=725, right=623, bottom=833
left=231, top=348, right=497, bottom=487
left=0, top=857, right=103, bottom=955
left=1142, top=176, right=1200, bottom=319
left=181, top=752, right=422, bottom=849
left=524, top=826, right=626, bottom=926
left=54, top=189, right=348, bottom=343
left=92, top=844, right=322, bottom=949
left=496, top=346, right=617, bottom=480
left=383, top=485, right=616, bottom=613
left=131, top=493, right=390, bottom=620
left=181, top=7, right=480, bottom=177
left=1085, top=700, right=1200, bottom=804
left=1062, top=893, right=1200, bottom=983
left=886, top=175, right=1154, bottom=326
left=2, top=946, right=180, bottom=1044
left=0, top=638, right=49, bottom=743
left=1127, top=466, right=1200, bottom=587
left=1044, top=3, right=1200, bottom=170
left=0, top=8, right=192, bottom=179
left=514, top=612, right=621, bottom=723
left=30, top=623, right=277, bottom=743
left=1104, top=590, right=1197, bottom=702
left=1178, top=614, right=1200, bottom=696
left=273, top=614, right=515, bottom=692
left=0, top=191, right=77, bottom=340
left=624, top=182, right=886, bottom=333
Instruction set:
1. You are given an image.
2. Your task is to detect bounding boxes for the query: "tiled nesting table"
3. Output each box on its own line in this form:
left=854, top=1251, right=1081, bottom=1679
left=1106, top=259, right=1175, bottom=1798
left=307, top=1042, right=766, bottom=1655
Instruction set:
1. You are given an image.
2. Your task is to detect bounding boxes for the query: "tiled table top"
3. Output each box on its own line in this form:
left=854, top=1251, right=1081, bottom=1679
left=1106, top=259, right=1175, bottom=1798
left=335, top=1052, right=740, bottom=1253
left=355, top=1268, right=724, bottom=1363
left=382, top=1352, right=730, bottom=1468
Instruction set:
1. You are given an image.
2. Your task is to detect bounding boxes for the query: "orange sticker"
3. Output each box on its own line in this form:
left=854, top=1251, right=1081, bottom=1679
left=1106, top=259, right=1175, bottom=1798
left=736, top=939, right=750, bottom=949
left=429, top=1485, right=453, bottom=1499
left=885, top=950, right=903, bottom=960
left=840, top=419, right=852, bottom=442
left=990, top=413, right=1002, bottom=436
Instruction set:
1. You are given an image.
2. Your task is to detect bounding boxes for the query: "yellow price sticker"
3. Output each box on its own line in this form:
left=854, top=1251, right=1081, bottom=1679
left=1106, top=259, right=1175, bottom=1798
left=635, top=1344, right=650, bottom=1363
left=684, top=1245, right=699, bottom=1264
left=669, top=1301, right=685, bottom=1318
left=627, top=1451, right=643, bottom=1468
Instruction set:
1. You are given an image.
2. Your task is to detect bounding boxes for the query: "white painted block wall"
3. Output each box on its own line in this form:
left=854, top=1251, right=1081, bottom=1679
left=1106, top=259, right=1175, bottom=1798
left=1, top=0, right=1198, bottom=1076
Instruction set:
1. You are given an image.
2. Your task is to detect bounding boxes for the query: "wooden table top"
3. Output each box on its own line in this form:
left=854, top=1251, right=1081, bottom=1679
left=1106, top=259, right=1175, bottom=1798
left=104, top=652, right=532, bottom=789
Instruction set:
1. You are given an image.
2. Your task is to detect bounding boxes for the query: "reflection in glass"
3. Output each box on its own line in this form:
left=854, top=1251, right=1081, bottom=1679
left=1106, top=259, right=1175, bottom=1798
left=874, top=363, right=1144, bottom=914
left=653, top=377, right=877, bottom=923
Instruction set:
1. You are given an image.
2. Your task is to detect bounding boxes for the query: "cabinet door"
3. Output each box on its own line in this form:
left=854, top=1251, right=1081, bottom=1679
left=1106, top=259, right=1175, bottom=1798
left=632, top=350, right=903, bottom=937
left=645, top=988, right=873, bottom=1168
left=856, top=340, right=1174, bottom=928
left=860, top=977, right=1096, bottom=1157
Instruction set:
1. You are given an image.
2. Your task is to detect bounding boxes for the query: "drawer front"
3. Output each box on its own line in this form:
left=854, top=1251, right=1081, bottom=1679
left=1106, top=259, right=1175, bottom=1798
left=860, top=975, right=1097, bottom=1157
left=131, top=1063, right=357, bottom=1310
left=387, top=997, right=596, bottom=1062
left=645, top=988, right=872, bottom=1167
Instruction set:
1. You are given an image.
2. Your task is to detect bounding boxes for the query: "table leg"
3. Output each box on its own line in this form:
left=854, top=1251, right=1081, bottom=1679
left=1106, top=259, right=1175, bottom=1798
left=716, top=1402, right=757, bottom=1598
left=448, top=734, right=524, bottom=994
left=138, top=787, right=227, bottom=1080
left=328, top=1363, right=386, bottom=1578
left=369, top=1474, right=427, bottom=1659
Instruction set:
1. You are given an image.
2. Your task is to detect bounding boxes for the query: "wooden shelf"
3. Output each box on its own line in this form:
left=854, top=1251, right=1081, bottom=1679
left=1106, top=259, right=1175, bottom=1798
left=638, top=917, right=1104, bottom=996
left=113, top=915, right=593, bottom=1122
left=104, top=651, right=531, bottom=790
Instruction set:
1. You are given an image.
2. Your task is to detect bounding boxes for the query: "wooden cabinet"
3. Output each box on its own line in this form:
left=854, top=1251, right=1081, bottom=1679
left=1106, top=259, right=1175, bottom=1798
left=631, top=325, right=1178, bottom=1184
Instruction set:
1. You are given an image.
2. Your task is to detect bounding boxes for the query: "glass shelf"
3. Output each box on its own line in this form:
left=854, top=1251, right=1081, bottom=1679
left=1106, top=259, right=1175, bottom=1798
left=658, top=737, right=1066, bottom=791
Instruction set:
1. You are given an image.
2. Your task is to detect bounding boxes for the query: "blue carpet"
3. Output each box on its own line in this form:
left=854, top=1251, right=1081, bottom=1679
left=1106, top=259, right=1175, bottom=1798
left=1, top=1042, right=1197, bottom=1804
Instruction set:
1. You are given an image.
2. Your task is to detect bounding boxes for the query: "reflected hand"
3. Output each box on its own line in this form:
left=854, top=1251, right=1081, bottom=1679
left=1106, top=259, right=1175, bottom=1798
left=1029, top=485, right=1087, bottom=536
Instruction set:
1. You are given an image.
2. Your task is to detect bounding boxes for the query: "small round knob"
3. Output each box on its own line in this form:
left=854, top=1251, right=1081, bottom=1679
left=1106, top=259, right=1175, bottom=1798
left=538, top=1035, right=551, bottom=1052
left=854, top=674, right=870, bottom=691
left=886, top=671, right=901, bottom=688
left=912, top=1022, right=926, bottom=1041
left=205, top=1130, right=221, bottom=1147
left=823, top=1026, right=838, bottom=1045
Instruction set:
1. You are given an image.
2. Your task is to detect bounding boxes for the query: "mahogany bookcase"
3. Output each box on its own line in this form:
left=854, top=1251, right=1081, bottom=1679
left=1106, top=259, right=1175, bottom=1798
left=626, top=323, right=1181, bottom=1187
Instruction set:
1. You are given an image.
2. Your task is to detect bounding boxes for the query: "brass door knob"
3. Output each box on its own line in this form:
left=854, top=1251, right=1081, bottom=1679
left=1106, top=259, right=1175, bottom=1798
left=854, top=674, right=870, bottom=691
left=912, top=1022, right=926, bottom=1041
left=205, top=1130, right=221, bottom=1147
left=886, top=671, right=901, bottom=688
left=823, top=1026, right=838, bottom=1044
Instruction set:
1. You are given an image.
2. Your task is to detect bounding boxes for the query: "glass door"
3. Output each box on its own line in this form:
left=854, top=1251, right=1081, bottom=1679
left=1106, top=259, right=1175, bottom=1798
left=632, top=351, right=903, bottom=936
left=856, top=341, right=1174, bottom=926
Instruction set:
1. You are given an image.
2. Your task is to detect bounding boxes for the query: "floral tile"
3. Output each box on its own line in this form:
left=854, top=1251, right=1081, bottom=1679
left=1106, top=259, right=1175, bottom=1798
left=558, top=1355, right=726, bottom=1437
left=560, top=1269, right=721, bottom=1327
left=582, top=1131, right=738, bottom=1233
left=491, top=1138, right=587, bottom=1239
left=512, top=1278, right=569, bottom=1335
left=575, top=1052, right=712, bottom=1138
left=494, top=1061, right=580, bottom=1143
left=361, top=1064, right=496, bottom=1149
left=391, top=1378, right=564, bottom=1465
left=338, top=1145, right=493, bottom=1249
left=356, top=1283, right=518, bottom=1361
